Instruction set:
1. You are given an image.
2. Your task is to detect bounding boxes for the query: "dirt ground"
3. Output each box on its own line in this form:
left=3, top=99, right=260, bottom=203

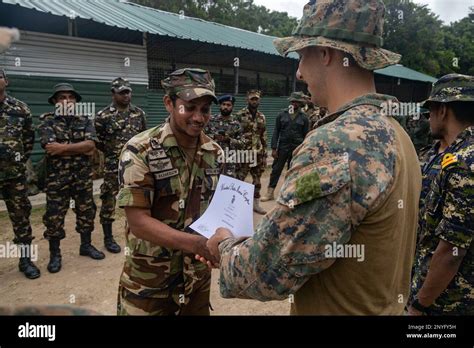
left=0, top=169, right=291, bottom=315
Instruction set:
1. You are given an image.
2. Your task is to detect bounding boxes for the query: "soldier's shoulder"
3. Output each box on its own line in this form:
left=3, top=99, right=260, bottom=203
left=6, top=96, right=31, bottom=114
left=130, top=104, right=146, bottom=115
left=39, top=112, right=55, bottom=121
left=96, top=105, right=113, bottom=117
left=126, top=124, right=163, bottom=152
left=202, top=133, right=224, bottom=156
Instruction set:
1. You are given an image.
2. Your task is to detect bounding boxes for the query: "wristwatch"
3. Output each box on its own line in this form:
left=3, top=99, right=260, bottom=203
left=411, top=299, right=430, bottom=315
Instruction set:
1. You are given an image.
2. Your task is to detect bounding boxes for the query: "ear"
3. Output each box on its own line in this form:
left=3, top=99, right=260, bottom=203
left=5, top=78, right=9, bottom=87
left=163, top=95, right=174, bottom=114
left=320, top=47, right=333, bottom=67
left=439, top=103, right=449, bottom=121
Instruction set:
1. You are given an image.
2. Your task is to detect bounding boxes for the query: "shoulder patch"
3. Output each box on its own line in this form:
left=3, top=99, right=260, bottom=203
left=442, top=153, right=458, bottom=170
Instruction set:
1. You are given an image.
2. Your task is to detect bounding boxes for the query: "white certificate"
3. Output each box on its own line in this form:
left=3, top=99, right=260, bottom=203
left=190, top=175, right=254, bottom=239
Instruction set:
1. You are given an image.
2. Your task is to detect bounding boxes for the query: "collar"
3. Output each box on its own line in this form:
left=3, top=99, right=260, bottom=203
left=316, top=93, right=399, bottom=127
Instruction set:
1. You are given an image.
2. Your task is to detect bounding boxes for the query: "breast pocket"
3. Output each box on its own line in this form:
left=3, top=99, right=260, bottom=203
left=151, top=173, right=182, bottom=225
left=71, top=126, right=86, bottom=142
left=6, top=114, right=24, bottom=137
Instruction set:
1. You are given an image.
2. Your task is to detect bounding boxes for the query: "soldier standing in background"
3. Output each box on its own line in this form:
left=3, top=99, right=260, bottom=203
left=204, top=94, right=243, bottom=178
left=95, top=78, right=147, bottom=253
left=235, top=90, right=267, bottom=215
left=0, top=68, right=40, bottom=279
left=408, top=74, right=474, bottom=315
left=261, top=92, right=309, bottom=202
left=116, top=68, right=221, bottom=315
left=39, top=83, right=105, bottom=274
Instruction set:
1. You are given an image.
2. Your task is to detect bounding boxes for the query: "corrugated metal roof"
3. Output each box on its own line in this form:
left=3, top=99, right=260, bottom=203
left=375, top=64, right=437, bottom=83
left=2, top=0, right=290, bottom=57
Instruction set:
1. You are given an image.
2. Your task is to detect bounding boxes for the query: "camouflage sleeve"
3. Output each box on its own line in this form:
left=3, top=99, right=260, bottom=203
left=218, top=151, right=353, bottom=301
left=141, top=110, right=147, bottom=131
left=436, top=164, right=474, bottom=250
left=260, top=115, right=267, bottom=151
left=22, top=107, right=34, bottom=160
left=38, top=117, right=56, bottom=148
left=84, top=118, right=98, bottom=143
left=302, top=114, right=310, bottom=137
left=117, top=144, right=154, bottom=209
left=229, top=122, right=244, bottom=150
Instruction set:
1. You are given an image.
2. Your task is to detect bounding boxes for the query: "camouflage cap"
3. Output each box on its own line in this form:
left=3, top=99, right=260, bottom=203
left=48, top=83, right=82, bottom=105
left=111, top=77, right=132, bottom=92
left=288, top=91, right=308, bottom=103
left=161, top=68, right=217, bottom=103
left=273, top=0, right=401, bottom=71
left=247, top=89, right=262, bottom=99
left=422, top=74, right=474, bottom=107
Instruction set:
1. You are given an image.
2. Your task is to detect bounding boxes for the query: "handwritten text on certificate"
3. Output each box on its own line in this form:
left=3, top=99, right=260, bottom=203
left=190, top=175, right=255, bottom=238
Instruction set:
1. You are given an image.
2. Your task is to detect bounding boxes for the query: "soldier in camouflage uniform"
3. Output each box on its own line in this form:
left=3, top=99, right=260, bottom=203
left=408, top=74, right=474, bottom=316
left=39, top=83, right=105, bottom=274
left=116, top=68, right=223, bottom=316
left=0, top=68, right=40, bottom=279
left=261, top=92, right=309, bottom=202
left=95, top=78, right=147, bottom=254
left=306, top=100, right=328, bottom=130
left=235, top=90, right=268, bottom=215
left=199, top=0, right=422, bottom=315
left=204, top=94, right=243, bottom=178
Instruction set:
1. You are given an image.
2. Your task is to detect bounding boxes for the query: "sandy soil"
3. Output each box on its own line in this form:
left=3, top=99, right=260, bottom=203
left=0, top=170, right=291, bottom=315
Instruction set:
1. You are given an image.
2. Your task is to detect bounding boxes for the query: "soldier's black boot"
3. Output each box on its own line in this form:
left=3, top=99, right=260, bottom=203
left=102, top=224, right=121, bottom=254
left=47, top=239, right=62, bottom=273
left=18, top=250, right=41, bottom=279
left=79, top=233, right=105, bottom=260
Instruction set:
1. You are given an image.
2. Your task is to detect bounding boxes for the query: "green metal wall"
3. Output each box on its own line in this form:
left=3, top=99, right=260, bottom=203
left=7, top=75, right=289, bottom=165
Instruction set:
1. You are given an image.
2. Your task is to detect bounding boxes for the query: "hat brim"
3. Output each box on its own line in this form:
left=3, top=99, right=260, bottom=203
left=274, top=36, right=401, bottom=71
left=48, top=91, right=82, bottom=105
left=112, top=87, right=133, bottom=93
left=177, top=88, right=218, bottom=104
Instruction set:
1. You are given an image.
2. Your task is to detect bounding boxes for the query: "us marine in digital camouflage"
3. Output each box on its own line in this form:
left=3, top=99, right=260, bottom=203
left=95, top=77, right=147, bottom=254
left=39, top=83, right=105, bottom=274
left=116, top=68, right=223, bottom=316
left=199, top=0, right=422, bottom=315
left=408, top=74, right=474, bottom=316
left=0, top=68, right=40, bottom=279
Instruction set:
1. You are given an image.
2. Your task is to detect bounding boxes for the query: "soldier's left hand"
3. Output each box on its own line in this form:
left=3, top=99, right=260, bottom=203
left=45, top=142, right=66, bottom=156
left=407, top=306, right=423, bottom=316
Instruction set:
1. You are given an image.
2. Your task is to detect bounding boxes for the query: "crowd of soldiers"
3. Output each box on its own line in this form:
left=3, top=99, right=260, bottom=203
left=0, top=73, right=147, bottom=278
left=0, top=0, right=472, bottom=318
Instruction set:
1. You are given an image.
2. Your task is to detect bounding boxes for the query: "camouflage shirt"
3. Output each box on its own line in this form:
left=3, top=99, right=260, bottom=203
left=95, top=104, right=147, bottom=158
left=38, top=113, right=97, bottom=174
left=204, top=113, right=243, bottom=151
left=410, top=127, right=474, bottom=315
left=117, top=122, right=223, bottom=302
left=235, top=107, right=267, bottom=153
left=0, top=95, right=34, bottom=181
left=218, top=94, right=421, bottom=314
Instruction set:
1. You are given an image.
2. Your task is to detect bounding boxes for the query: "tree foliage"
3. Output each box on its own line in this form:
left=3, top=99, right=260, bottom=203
left=131, top=0, right=473, bottom=77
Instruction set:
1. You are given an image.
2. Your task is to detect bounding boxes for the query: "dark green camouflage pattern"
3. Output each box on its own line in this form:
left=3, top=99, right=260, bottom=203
left=161, top=68, right=217, bottom=103
left=117, top=122, right=223, bottom=315
left=38, top=112, right=98, bottom=239
left=422, top=74, right=474, bottom=106
left=410, top=127, right=474, bottom=315
left=95, top=103, right=147, bottom=224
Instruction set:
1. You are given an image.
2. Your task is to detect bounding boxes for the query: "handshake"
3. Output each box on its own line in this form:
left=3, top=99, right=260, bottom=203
left=194, top=227, right=234, bottom=268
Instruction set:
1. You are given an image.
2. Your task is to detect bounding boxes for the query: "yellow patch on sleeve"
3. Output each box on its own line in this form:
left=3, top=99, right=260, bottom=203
left=441, top=153, right=458, bottom=169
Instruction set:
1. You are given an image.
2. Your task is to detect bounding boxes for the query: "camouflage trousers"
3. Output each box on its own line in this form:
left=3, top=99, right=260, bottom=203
left=117, top=273, right=211, bottom=316
left=99, top=159, right=119, bottom=225
left=43, top=175, right=96, bottom=240
left=236, top=152, right=266, bottom=198
left=0, top=176, right=33, bottom=244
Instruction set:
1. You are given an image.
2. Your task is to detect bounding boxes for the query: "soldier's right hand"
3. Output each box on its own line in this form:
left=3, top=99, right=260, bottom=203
left=193, top=236, right=219, bottom=267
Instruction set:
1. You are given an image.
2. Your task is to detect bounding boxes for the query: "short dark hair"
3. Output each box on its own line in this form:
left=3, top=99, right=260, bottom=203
left=169, top=94, right=178, bottom=106
left=448, top=101, right=473, bottom=124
